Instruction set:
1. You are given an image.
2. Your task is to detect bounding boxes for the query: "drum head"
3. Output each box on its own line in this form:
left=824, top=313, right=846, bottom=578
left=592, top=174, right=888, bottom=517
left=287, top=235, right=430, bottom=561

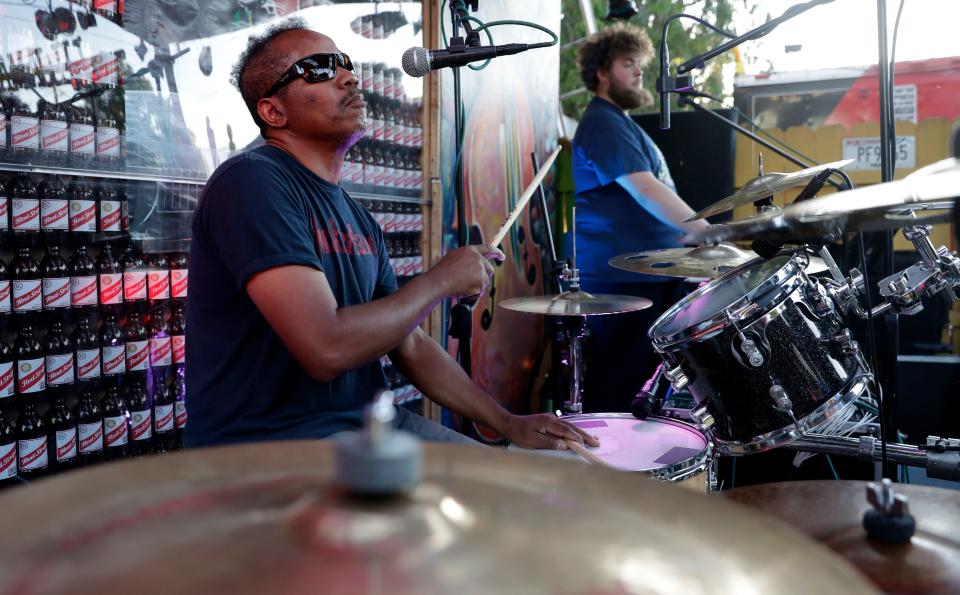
left=565, top=414, right=708, bottom=473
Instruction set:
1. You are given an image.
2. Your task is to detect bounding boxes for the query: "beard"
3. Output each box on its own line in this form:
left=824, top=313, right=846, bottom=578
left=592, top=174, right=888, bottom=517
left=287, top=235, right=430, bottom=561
left=608, top=78, right=654, bottom=111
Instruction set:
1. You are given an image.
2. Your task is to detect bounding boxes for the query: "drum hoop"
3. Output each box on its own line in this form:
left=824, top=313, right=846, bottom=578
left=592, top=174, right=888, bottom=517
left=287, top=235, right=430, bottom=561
left=649, top=255, right=804, bottom=346
left=563, top=413, right=711, bottom=477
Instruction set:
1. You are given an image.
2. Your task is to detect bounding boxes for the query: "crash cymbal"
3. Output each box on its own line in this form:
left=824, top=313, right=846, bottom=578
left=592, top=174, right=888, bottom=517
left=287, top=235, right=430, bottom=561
left=0, top=442, right=876, bottom=595
left=499, top=290, right=652, bottom=316
left=688, top=159, right=855, bottom=221
left=609, top=243, right=828, bottom=279
left=692, top=159, right=960, bottom=245
left=725, top=480, right=960, bottom=594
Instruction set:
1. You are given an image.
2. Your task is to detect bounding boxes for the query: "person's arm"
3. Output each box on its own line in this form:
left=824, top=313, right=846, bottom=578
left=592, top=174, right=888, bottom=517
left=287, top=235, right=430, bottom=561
left=388, top=328, right=599, bottom=449
left=617, top=171, right=709, bottom=236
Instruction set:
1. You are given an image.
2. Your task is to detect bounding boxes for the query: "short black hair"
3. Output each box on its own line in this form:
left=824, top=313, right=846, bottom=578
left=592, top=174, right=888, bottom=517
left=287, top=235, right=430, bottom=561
left=577, top=23, right=653, bottom=93
left=230, top=17, right=311, bottom=134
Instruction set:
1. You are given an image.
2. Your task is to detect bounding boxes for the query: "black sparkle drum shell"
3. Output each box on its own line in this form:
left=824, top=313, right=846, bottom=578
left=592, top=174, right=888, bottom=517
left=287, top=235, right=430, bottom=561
left=649, top=255, right=865, bottom=452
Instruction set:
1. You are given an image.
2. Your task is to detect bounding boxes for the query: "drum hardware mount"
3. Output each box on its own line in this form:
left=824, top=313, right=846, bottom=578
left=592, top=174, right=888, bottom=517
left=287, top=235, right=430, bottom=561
left=863, top=478, right=916, bottom=543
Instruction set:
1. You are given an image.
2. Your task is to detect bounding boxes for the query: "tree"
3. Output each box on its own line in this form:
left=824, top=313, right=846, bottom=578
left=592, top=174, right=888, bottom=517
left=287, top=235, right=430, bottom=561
left=560, top=0, right=759, bottom=120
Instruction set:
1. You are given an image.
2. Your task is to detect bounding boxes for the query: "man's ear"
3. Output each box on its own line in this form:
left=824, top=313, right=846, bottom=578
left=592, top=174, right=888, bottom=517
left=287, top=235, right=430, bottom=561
left=595, top=68, right=610, bottom=91
left=257, top=97, right=287, bottom=130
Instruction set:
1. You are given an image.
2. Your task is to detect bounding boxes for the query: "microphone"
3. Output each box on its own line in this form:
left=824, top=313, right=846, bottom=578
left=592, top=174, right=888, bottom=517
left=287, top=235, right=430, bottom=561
left=630, top=391, right=656, bottom=420
left=402, top=43, right=548, bottom=77
left=657, top=39, right=670, bottom=129
left=750, top=168, right=834, bottom=258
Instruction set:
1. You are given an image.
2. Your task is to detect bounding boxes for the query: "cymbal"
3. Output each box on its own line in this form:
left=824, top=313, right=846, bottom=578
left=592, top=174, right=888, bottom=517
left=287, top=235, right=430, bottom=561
left=725, top=480, right=960, bottom=594
left=499, top=290, right=652, bottom=316
left=0, top=442, right=877, bottom=595
left=688, top=159, right=855, bottom=221
left=692, top=158, right=960, bottom=245
left=608, top=243, right=828, bottom=279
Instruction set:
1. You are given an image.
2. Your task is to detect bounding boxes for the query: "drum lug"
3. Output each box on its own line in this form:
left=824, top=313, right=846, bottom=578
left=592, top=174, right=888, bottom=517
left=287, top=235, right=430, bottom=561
left=691, top=405, right=715, bottom=431
left=664, top=365, right=689, bottom=391
left=769, top=385, right=793, bottom=413
left=739, top=337, right=765, bottom=368
left=831, top=329, right=861, bottom=355
left=805, top=280, right=834, bottom=315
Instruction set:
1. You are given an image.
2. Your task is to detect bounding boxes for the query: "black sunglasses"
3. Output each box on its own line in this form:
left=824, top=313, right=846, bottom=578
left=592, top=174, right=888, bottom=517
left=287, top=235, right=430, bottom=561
left=262, top=52, right=354, bottom=99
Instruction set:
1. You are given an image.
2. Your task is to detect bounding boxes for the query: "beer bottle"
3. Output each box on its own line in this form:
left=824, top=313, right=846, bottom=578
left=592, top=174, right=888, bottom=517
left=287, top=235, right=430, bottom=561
left=173, top=370, right=186, bottom=450
left=40, top=242, right=71, bottom=322
left=170, top=301, right=186, bottom=369
left=73, top=315, right=101, bottom=384
left=148, top=309, right=171, bottom=370
left=0, top=414, right=17, bottom=487
left=126, top=380, right=152, bottom=457
left=68, top=177, right=97, bottom=234
left=12, top=246, right=42, bottom=325
left=69, top=241, right=98, bottom=311
left=38, top=175, right=69, bottom=237
left=0, top=256, right=11, bottom=317
left=44, top=320, right=74, bottom=389
left=96, top=181, right=121, bottom=234
left=17, top=401, right=47, bottom=477
left=10, top=173, right=40, bottom=241
left=0, top=338, right=14, bottom=401
left=14, top=325, right=45, bottom=398
left=124, top=311, right=149, bottom=380
left=120, top=241, right=146, bottom=307
left=169, top=251, right=188, bottom=303
left=76, top=387, right=103, bottom=466
left=99, top=312, right=125, bottom=379
left=146, top=252, right=169, bottom=303
left=46, top=389, right=77, bottom=473
left=152, top=374, right=175, bottom=453
left=97, top=242, right=123, bottom=314
left=69, top=106, right=96, bottom=167
left=101, top=385, right=128, bottom=461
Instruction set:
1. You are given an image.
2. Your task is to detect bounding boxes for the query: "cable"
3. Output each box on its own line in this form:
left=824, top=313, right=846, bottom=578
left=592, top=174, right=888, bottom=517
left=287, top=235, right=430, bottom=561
left=825, top=455, right=840, bottom=480
left=857, top=232, right=890, bottom=474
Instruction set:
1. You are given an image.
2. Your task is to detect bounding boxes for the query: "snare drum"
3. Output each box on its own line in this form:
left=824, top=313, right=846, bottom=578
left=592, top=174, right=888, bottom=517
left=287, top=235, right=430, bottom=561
left=649, top=254, right=869, bottom=455
left=563, top=413, right=712, bottom=492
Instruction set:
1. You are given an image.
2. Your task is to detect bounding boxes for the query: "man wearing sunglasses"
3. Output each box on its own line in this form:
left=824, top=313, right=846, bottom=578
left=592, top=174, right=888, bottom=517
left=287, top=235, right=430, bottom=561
left=186, top=18, right=597, bottom=451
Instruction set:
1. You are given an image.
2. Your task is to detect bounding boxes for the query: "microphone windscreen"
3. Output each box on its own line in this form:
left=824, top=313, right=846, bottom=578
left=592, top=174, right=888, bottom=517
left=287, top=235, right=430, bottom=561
left=401, top=47, right=430, bottom=78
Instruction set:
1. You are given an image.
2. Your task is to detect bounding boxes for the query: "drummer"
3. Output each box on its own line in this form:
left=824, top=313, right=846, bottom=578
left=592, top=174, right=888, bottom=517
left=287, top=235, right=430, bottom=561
left=185, top=19, right=598, bottom=451
left=571, top=24, right=708, bottom=412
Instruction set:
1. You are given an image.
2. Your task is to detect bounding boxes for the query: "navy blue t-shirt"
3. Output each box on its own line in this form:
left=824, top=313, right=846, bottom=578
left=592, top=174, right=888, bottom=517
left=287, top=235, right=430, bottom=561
left=185, top=145, right=398, bottom=447
left=572, top=97, right=684, bottom=285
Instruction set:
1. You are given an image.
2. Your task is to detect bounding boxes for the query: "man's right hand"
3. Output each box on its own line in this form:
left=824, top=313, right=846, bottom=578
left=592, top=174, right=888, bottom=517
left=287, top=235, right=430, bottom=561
left=427, top=245, right=505, bottom=299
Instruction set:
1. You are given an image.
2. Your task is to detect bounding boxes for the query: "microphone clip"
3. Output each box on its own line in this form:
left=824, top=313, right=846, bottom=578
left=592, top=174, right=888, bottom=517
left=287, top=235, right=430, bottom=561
left=656, top=74, right=693, bottom=96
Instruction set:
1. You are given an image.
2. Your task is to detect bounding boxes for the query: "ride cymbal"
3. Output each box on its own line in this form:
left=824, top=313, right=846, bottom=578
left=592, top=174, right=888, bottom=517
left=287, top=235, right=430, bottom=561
left=499, top=290, right=652, bottom=316
left=609, top=243, right=827, bottom=279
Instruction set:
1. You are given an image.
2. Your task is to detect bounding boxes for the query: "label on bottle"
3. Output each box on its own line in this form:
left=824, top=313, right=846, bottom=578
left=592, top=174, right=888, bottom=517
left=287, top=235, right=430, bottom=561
left=42, top=277, right=71, bottom=309
left=104, top=415, right=128, bottom=447
left=0, top=196, right=8, bottom=230
left=0, top=279, right=10, bottom=314
left=41, top=198, right=69, bottom=231
left=18, top=436, right=47, bottom=470
left=148, top=270, right=170, bottom=301
left=56, top=428, right=77, bottom=462
left=40, top=119, right=69, bottom=153
left=102, top=345, right=125, bottom=376
left=71, top=275, right=98, bottom=307
left=13, top=279, right=42, bottom=312
left=172, top=334, right=185, bottom=364
left=99, top=273, right=123, bottom=304
left=154, top=403, right=174, bottom=433
left=76, top=348, right=101, bottom=380
left=171, top=269, right=188, bottom=298
left=70, top=199, right=97, bottom=232
left=126, top=339, right=149, bottom=371
left=45, top=353, right=75, bottom=386
left=123, top=271, right=147, bottom=301
left=12, top=198, right=41, bottom=231
left=79, top=421, right=103, bottom=453
left=149, top=336, right=171, bottom=368
left=70, top=122, right=96, bottom=156
left=99, top=200, right=121, bottom=232
left=175, top=401, right=187, bottom=430
left=0, top=442, right=16, bottom=479
left=92, top=52, right=119, bottom=86
left=68, top=56, right=95, bottom=85
left=0, top=361, right=14, bottom=398
left=96, top=126, right=121, bottom=158
left=129, top=409, right=152, bottom=441
left=17, top=357, right=45, bottom=394
left=11, top=116, right=39, bottom=150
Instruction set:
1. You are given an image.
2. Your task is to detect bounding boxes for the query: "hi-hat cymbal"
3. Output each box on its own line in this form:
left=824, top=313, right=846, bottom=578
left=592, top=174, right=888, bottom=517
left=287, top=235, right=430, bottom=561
left=692, top=158, right=960, bottom=245
left=688, top=159, right=855, bottom=221
left=725, top=480, right=960, bottom=594
left=499, top=290, right=652, bottom=316
left=0, top=442, right=876, bottom=594
left=609, top=243, right=828, bottom=279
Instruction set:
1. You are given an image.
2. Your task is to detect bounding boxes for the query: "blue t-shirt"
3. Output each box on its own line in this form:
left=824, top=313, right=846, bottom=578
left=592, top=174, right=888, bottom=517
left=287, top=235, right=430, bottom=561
left=572, top=97, right=683, bottom=285
left=185, top=145, right=398, bottom=447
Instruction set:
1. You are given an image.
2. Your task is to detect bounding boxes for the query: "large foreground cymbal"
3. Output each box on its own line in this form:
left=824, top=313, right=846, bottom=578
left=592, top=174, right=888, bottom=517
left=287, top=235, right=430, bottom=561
left=0, top=442, right=876, bottom=595
left=688, top=159, right=855, bottom=221
left=725, top=480, right=960, bottom=594
left=499, top=289, right=652, bottom=316
left=692, top=158, right=960, bottom=245
left=609, top=243, right=828, bottom=279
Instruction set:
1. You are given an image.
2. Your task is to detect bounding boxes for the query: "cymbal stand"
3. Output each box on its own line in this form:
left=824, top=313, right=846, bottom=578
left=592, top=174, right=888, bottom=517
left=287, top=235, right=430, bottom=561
left=559, top=207, right=587, bottom=415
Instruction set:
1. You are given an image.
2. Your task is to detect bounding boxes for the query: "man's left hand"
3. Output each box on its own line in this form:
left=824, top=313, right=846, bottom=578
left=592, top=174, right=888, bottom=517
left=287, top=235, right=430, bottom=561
left=502, top=413, right=601, bottom=450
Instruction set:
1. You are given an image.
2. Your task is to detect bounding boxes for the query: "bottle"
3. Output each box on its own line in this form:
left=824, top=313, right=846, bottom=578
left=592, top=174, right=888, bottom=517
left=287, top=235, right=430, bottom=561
left=146, top=253, right=169, bottom=303
left=69, top=106, right=96, bottom=167
left=0, top=414, right=18, bottom=487
left=0, top=339, right=14, bottom=401
left=12, top=246, right=42, bottom=322
left=126, top=380, right=152, bottom=457
left=76, top=387, right=102, bottom=466
left=99, top=312, right=125, bottom=379
left=69, top=241, right=98, bottom=311
left=44, top=320, right=75, bottom=389
left=17, top=401, right=47, bottom=477
left=97, top=242, right=123, bottom=313
left=124, top=311, right=149, bottom=377
left=173, top=370, right=186, bottom=450
left=152, top=374, right=174, bottom=453
left=14, top=325, right=45, bottom=397
left=10, top=103, right=39, bottom=159
left=0, top=173, right=9, bottom=234
left=39, top=102, right=69, bottom=164
left=96, top=181, right=121, bottom=233
left=168, top=251, right=188, bottom=303
left=68, top=177, right=97, bottom=234
left=170, top=302, right=186, bottom=368
left=38, top=175, right=69, bottom=236
left=73, top=315, right=100, bottom=384
left=40, top=242, right=71, bottom=319
left=0, top=257, right=11, bottom=317
left=10, top=173, right=40, bottom=239
left=46, top=390, right=77, bottom=473
left=120, top=242, right=146, bottom=306
left=148, top=309, right=171, bottom=370
left=118, top=183, right=129, bottom=232
left=101, top=385, right=128, bottom=461
left=95, top=116, right=121, bottom=169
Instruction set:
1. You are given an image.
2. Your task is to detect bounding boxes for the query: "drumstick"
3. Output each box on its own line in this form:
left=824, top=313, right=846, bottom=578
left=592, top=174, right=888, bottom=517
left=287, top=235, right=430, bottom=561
left=490, top=146, right=563, bottom=248
left=564, top=439, right=611, bottom=468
